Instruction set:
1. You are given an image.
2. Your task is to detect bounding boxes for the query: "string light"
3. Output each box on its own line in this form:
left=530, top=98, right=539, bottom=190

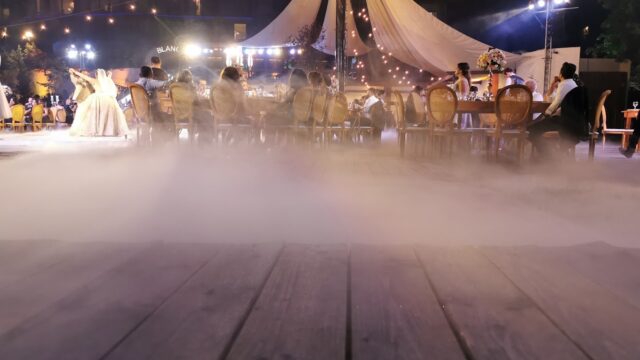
left=40, top=24, right=47, bottom=31
left=151, top=8, right=157, bottom=15
left=85, top=14, right=92, bottom=21
left=1, top=29, right=7, bottom=38
left=129, top=4, right=136, bottom=11
left=22, top=30, right=34, bottom=40
left=64, top=27, right=71, bottom=34
left=108, top=17, right=115, bottom=24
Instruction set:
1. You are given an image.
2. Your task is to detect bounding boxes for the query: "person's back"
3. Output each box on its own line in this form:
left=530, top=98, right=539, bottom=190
left=559, top=85, right=589, bottom=142
left=150, top=56, right=169, bottom=81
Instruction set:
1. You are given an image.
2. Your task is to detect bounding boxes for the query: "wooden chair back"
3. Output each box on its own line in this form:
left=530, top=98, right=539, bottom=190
left=326, top=93, right=349, bottom=126
left=47, top=108, right=56, bottom=124
left=593, top=89, right=612, bottom=130
left=169, top=83, right=195, bottom=123
left=495, top=84, right=533, bottom=128
left=210, top=83, right=238, bottom=123
left=392, top=91, right=406, bottom=128
left=129, top=84, right=151, bottom=124
left=31, top=104, right=44, bottom=124
left=407, top=91, right=426, bottom=125
left=426, top=86, right=457, bottom=129
left=292, top=87, right=314, bottom=125
left=311, top=89, right=328, bottom=125
left=123, top=107, right=136, bottom=127
left=11, top=105, right=25, bottom=124
left=55, top=108, right=67, bottom=123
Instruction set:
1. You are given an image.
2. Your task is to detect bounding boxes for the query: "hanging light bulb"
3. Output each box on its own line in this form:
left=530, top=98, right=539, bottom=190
left=151, top=8, right=157, bottom=15
left=1, top=29, right=7, bottom=38
left=64, top=27, right=71, bottom=34
left=85, top=14, right=92, bottom=21
left=129, top=3, right=136, bottom=11
left=108, top=17, right=115, bottom=24
left=40, top=24, right=47, bottom=31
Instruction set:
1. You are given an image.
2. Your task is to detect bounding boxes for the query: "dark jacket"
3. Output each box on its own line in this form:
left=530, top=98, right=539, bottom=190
left=560, top=86, right=589, bottom=142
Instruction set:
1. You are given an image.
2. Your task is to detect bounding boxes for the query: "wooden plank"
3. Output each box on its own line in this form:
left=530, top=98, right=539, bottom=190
left=0, top=242, right=217, bottom=360
left=0, top=241, right=147, bottom=336
left=351, top=244, right=464, bottom=360
left=105, top=243, right=282, bottom=360
left=515, top=242, right=640, bottom=309
left=485, top=246, right=640, bottom=360
left=417, top=246, right=586, bottom=360
left=226, top=244, right=348, bottom=360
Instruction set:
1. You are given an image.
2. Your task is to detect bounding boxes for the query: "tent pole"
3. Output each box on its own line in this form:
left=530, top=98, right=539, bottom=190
left=336, top=0, right=347, bottom=92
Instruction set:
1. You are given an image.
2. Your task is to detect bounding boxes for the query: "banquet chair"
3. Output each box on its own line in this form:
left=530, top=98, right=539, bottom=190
left=55, top=108, right=68, bottom=127
left=123, top=107, right=136, bottom=129
left=45, top=108, right=57, bottom=129
left=323, top=93, right=349, bottom=145
left=11, top=104, right=26, bottom=132
left=310, top=89, right=328, bottom=143
left=596, top=90, right=627, bottom=149
left=210, top=83, right=246, bottom=143
left=169, top=83, right=195, bottom=143
left=289, top=87, right=315, bottom=143
left=129, top=84, right=153, bottom=144
left=399, top=91, right=429, bottom=156
left=426, top=86, right=458, bottom=158
left=488, top=84, right=532, bottom=162
left=31, top=104, right=44, bottom=131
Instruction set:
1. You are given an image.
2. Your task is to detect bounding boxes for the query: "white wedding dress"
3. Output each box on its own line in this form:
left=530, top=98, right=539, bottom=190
left=0, top=81, right=11, bottom=120
left=70, top=69, right=129, bottom=137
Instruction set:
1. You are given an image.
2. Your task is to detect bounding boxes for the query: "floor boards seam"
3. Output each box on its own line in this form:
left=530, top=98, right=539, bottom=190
left=478, top=248, right=595, bottom=360
left=218, top=242, right=286, bottom=360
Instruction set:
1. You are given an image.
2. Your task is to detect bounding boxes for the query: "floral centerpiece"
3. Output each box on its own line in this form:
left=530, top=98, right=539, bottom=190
left=477, top=48, right=507, bottom=72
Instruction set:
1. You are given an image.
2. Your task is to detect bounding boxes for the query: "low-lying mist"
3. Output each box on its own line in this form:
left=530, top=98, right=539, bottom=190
left=1, top=143, right=638, bottom=248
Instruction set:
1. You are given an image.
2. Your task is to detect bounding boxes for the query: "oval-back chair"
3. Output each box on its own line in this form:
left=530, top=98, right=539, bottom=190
left=169, top=83, right=196, bottom=142
left=31, top=104, right=44, bottom=131
left=492, top=84, right=533, bottom=161
left=11, top=104, right=26, bottom=132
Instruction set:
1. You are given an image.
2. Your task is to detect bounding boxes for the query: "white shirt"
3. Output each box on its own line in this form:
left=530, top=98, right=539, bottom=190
left=545, top=78, right=577, bottom=115
left=363, top=95, right=380, bottom=114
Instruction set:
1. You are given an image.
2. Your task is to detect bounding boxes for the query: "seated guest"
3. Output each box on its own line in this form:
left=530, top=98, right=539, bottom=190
left=136, top=66, right=167, bottom=96
left=620, top=119, right=640, bottom=158
left=504, top=68, right=525, bottom=86
left=527, top=62, right=585, bottom=157
left=308, top=71, right=325, bottom=92
left=174, top=69, right=215, bottom=142
left=525, top=79, right=544, bottom=101
left=265, top=69, right=308, bottom=126
left=362, top=88, right=384, bottom=141
left=150, top=56, right=169, bottom=81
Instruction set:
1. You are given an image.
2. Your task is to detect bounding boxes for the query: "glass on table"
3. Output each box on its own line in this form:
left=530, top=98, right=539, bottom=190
left=633, top=101, right=638, bottom=110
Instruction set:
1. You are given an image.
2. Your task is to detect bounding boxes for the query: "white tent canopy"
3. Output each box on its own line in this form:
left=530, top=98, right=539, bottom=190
left=313, top=0, right=371, bottom=56
left=241, top=0, right=323, bottom=47
left=242, top=0, right=579, bottom=86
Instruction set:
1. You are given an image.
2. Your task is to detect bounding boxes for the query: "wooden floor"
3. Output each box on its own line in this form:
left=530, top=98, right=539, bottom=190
left=1, top=241, right=640, bottom=359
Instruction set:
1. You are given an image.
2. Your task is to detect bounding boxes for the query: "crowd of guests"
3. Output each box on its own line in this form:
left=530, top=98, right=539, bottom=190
left=3, top=92, right=78, bottom=126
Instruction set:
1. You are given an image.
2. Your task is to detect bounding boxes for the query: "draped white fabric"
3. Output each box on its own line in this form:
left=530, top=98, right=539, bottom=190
left=241, top=0, right=323, bottom=47
left=366, top=0, right=521, bottom=75
left=313, top=0, right=371, bottom=56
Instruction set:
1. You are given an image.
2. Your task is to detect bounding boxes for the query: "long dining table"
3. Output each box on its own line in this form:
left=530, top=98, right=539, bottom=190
left=457, top=100, right=551, bottom=114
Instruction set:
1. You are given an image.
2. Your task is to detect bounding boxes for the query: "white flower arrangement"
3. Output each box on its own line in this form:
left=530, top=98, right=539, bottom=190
left=477, top=48, right=507, bottom=72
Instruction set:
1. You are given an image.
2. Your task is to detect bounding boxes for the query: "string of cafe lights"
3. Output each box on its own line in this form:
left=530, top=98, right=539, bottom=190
left=1, top=1, right=162, bottom=40
left=350, top=6, right=440, bottom=88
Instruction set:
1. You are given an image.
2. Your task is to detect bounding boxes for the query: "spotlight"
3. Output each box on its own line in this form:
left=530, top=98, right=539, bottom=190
left=266, top=48, right=273, bottom=55
left=184, top=44, right=202, bottom=59
left=257, top=49, right=265, bottom=55
left=289, top=48, right=296, bottom=55
left=528, top=1, right=535, bottom=10
left=553, top=0, right=563, bottom=4
left=67, top=49, right=78, bottom=59
left=86, top=51, right=96, bottom=60
left=537, top=0, right=546, bottom=8
left=84, top=44, right=91, bottom=50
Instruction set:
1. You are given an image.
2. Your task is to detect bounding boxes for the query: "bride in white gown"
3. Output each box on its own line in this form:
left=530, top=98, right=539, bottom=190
left=69, top=69, right=129, bottom=137
left=0, top=56, right=12, bottom=121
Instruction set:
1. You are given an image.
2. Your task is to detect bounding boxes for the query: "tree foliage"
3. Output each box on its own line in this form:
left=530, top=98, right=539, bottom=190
left=0, top=42, right=67, bottom=97
left=589, top=0, right=640, bottom=88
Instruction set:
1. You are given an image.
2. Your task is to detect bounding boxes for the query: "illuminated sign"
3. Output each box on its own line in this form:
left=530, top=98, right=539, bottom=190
left=157, top=45, right=179, bottom=54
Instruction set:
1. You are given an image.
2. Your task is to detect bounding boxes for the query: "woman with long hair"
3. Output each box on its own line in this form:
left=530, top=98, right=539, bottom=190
left=455, top=62, right=471, bottom=98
